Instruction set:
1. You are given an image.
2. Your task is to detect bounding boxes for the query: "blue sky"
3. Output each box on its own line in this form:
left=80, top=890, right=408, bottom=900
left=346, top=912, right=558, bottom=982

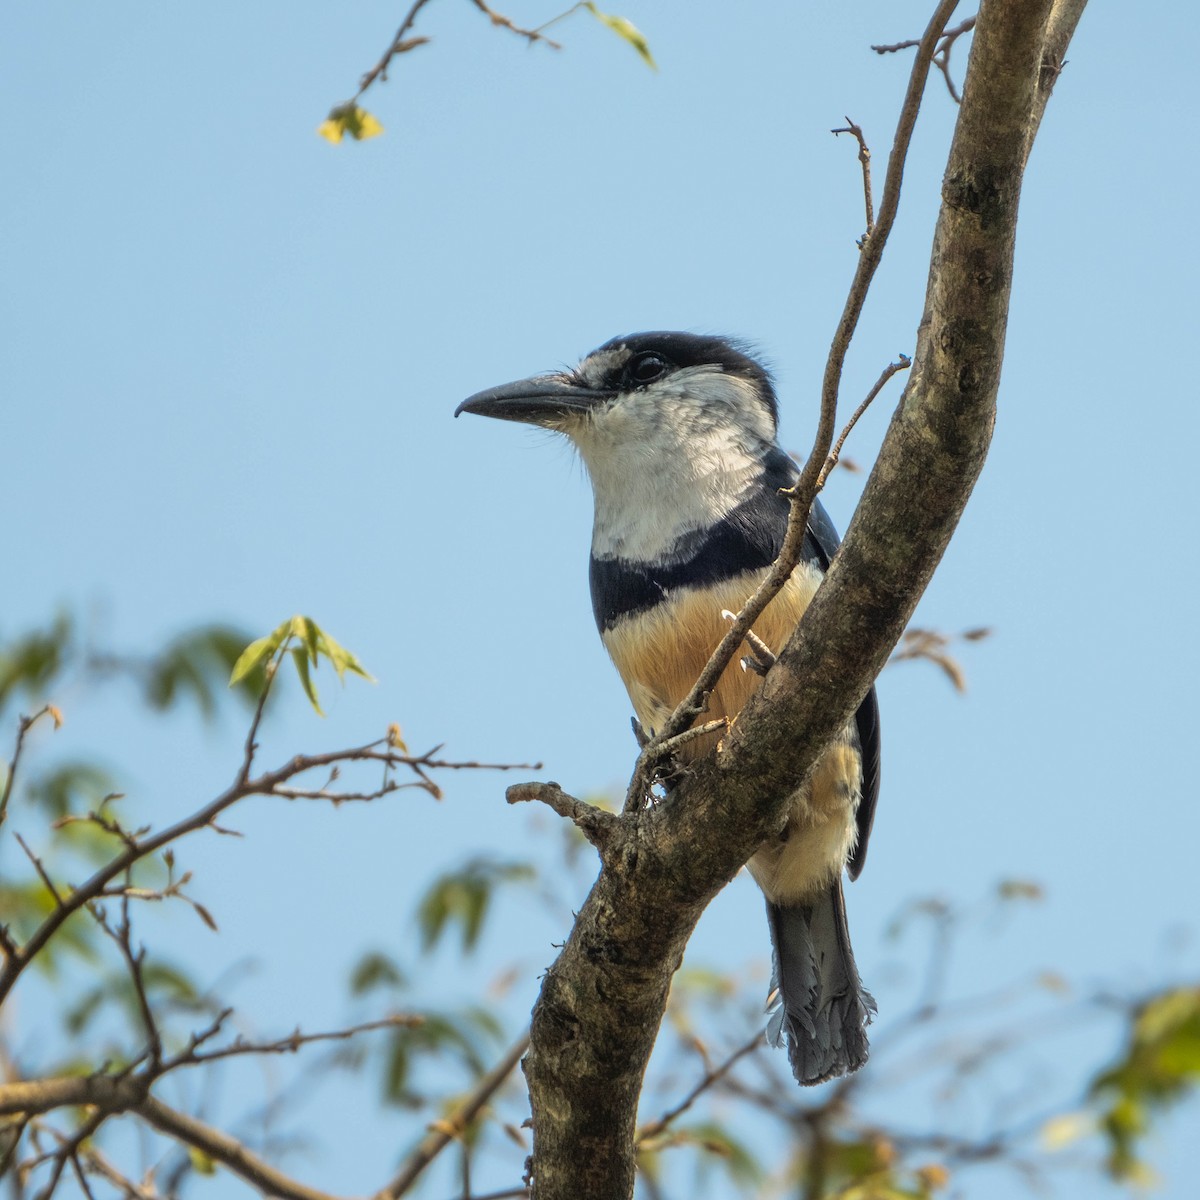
left=3, top=2, right=1198, bottom=1197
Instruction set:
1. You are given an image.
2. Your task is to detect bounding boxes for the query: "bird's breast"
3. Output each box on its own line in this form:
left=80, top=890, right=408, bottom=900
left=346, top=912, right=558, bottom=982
left=600, top=565, right=822, bottom=747
left=600, top=562, right=861, bottom=903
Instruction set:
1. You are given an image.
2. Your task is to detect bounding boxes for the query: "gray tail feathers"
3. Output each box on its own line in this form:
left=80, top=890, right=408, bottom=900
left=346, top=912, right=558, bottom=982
left=765, top=880, right=875, bottom=1085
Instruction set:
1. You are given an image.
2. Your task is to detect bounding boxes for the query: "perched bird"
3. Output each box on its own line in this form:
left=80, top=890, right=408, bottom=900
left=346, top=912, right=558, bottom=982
left=456, top=332, right=879, bottom=1084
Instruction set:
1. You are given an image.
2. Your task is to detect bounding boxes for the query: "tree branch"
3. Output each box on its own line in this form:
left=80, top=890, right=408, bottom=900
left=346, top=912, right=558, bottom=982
left=0, top=740, right=535, bottom=1007
left=523, top=1, right=1082, bottom=1196
left=137, top=1095, right=343, bottom=1200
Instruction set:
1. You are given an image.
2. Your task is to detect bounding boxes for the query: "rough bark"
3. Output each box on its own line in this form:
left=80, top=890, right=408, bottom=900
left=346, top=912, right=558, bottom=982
left=524, top=2, right=1088, bottom=1196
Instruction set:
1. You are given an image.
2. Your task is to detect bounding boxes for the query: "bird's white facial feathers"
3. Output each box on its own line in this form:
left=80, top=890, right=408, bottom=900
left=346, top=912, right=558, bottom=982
left=565, top=365, right=776, bottom=563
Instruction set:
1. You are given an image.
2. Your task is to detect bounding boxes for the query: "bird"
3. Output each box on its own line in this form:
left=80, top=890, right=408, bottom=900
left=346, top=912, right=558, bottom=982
left=456, top=331, right=879, bottom=1084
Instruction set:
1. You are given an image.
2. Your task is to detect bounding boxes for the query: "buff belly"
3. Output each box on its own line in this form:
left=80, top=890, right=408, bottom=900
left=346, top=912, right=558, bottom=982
left=601, top=566, right=861, bottom=905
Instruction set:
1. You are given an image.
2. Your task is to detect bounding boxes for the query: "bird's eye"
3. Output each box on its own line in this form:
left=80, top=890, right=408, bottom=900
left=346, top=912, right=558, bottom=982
left=626, top=352, right=669, bottom=387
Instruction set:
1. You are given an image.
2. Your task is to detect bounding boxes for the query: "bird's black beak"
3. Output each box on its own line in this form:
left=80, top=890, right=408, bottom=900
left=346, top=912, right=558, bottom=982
left=455, top=374, right=615, bottom=425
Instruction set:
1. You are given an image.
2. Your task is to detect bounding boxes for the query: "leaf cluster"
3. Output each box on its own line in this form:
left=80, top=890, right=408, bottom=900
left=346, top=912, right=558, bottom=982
left=1089, top=986, right=1200, bottom=1183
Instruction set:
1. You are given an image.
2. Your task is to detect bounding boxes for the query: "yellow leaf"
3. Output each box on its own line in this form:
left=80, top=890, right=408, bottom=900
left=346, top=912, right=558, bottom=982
left=915, top=1163, right=950, bottom=1190
left=1041, top=1111, right=1093, bottom=1149
left=317, top=117, right=346, bottom=143
left=188, top=1147, right=217, bottom=1175
left=583, top=3, right=657, bottom=70
left=354, top=108, right=385, bottom=139
left=317, top=104, right=385, bottom=144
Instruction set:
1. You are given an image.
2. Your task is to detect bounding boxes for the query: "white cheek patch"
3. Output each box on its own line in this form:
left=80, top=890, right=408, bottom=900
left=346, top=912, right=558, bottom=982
left=668, top=367, right=777, bottom=445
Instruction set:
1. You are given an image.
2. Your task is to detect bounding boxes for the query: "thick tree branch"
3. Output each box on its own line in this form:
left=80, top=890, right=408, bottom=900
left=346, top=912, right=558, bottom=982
left=523, top=1, right=1083, bottom=1196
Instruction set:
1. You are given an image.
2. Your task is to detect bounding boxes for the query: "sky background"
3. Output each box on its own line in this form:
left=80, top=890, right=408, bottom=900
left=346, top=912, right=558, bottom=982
left=3, top=2, right=1199, bottom=1197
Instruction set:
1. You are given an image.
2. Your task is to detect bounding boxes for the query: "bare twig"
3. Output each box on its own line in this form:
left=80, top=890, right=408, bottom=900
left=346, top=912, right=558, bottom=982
left=506, top=783, right=618, bottom=851
left=31, top=1105, right=110, bottom=1200
left=721, top=611, right=778, bottom=675
left=379, top=1033, right=531, bottom=1199
left=99, top=894, right=163, bottom=1068
left=236, top=655, right=278, bottom=786
left=873, top=15, right=977, bottom=104
left=355, top=0, right=438, bottom=99
left=0, top=736, right=539, bottom=1006
left=1, top=706, right=61, bottom=830
left=637, top=1031, right=764, bottom=1142
left=180, top=1015, right=422, bottom=1068
left=137, top=1096, right=343, bottom=1200
left=469, top=0, right=562, bottom=48
left=832, top=118, right=875, bottom=238
left=70, top=1139, right=159, bottom=1200
left=623, top=0, right=962, bottom=814
left=350, top=0, right=561, bottom=109
left=889, top=626, right=990, bottom=693
left=650, top=718, right=730, bottom=760
left=817, top=354, right=912, bottom=489
left=14, top=834, right=64, bottom=907
left=5, top=1011, right=415, bottom=1200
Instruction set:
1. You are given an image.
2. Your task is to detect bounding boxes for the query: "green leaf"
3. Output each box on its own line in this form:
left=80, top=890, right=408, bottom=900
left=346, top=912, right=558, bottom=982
left=583, top=3, right=657, bottom=70
left=381, top=1007, right=505, bottom=1107
left=27, top=761, right=116, bottom=819
left=0, top=614, right=72, bottom=712
left=229, top=629, right=283, bottom=686
left=297, top=615, right=322, bottom=667
left=146, top=624, right=260, bottom=717
left=315, top=624, right=374, bottom=683
left=350, top=951, right=408, bottom=995
left=1088, top=986, right=1200, bottom=1180
left=290, top=647, right=324, bottom=716
left=229, top=617, right=373, bottom=709
left=416, top=858, right=535, bottom=953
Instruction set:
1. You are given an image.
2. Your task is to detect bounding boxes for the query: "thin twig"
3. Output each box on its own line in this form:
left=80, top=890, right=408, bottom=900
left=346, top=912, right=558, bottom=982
left=623, top=0, right=961, bottom=813
left=351, top=0, right=561, bottom=108
left=135, top=1096, right=342, bottom=1200
left=817, top=354, right=912, bottom=489
left=72, top=1140, right=160, bottom=1200
left=182, top=1015, right=422, bottom=1068
left=649, top=718, right=730, bottom=761
left=67, top=1151, right=99, bottom=1200
left=31, top=1106, right=110, bottom=1200
left=637, top=1031, right=764, bottom=1142
left=355, top=0, right=438, bottom=99
left=873, top=16, right=977, bottom=104
left=236, top=655, right=278, bottom=786
left=378, top=1033, right=531, bottom=1199
left=99, top=894, right=163, bottom=1068
left=1, top=706, right=60, bottom=830
left=0, top=733, right=539, bottom=1006
left=468, top=0, right=562, bottom=48
left=14, top=834, right=64, bottom=906
left=832, top=118, right=874, bottom=237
